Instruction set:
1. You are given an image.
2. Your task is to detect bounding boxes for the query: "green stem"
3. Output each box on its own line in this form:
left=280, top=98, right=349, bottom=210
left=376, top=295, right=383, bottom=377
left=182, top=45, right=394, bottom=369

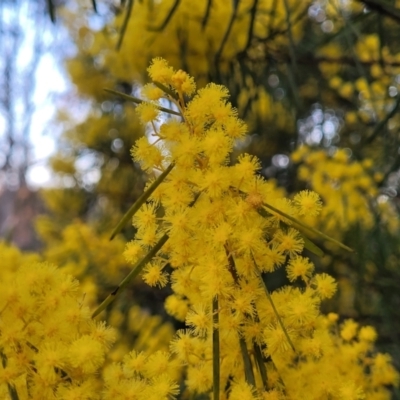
left=212, top=296, right=220, bottom=400
left=254, top=262, right=296, bottom=353
left=239, top=337, right=256, bottom=386
left=110, top=163, right=175, bottom=240
left=92, top=234, right=169, bottom=318
left=116, top=0, right=134, bottom=50
left=253, top=343, right=268, bottom=391
left=104, top=88, right=182, bottom=116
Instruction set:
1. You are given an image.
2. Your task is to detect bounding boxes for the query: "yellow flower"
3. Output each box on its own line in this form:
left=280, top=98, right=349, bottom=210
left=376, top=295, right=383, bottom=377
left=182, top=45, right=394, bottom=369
left=293, top=190, right=322, bottom=216
left=229, top=381, right=258, bottom=400
left=274, top=228, right=304, bottom=258
left=340, top=319, right=358, bottom=341
left=263, top=324, right=295, bottom=355
left=171, top=69, right=196, bottom=95
left=141, top=83, right=164, bottom=101
left=313, top=273, right=337, bottom=299
left=147, top=57, right=174, bottom=85
left=286, top=256, right=314, bottom=282
left=68, top=335, right=105, bottom=373
left=186, top=303, right=212, bottom=337
left=135, top=101, right=160, bottom=124
left=143, top=262, right=168, bottom=288
left=358, top=326, right=377, bottom=342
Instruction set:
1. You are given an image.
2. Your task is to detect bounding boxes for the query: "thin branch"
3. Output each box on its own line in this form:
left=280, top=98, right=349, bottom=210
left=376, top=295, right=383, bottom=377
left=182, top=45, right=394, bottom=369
left=47, top=0, right=56, bottom=23
left=214, top=1, right=240, bottom=77
left=109, top=163, right=175, bottom=240
left=92, top=234, right=169, bottom=318
left=212, top=296, right=220, bottom=400
left=202, top=0, right=212, bottom=30
left=116, top=0, right=134, bottom=51
left=104, top=88, right=182, bottom=116
left=148, top=0, right=180, bottom=31
left=244, top=0, right=259, bottom=51
left=358, top=0, right=400, bottom=24
left=364, top=95, right=400, bottom=144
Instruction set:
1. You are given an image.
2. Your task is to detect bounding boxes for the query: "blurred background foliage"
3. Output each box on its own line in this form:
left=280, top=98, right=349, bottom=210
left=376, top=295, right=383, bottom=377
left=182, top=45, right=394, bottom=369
left=1, top=0, right=400, bottom=375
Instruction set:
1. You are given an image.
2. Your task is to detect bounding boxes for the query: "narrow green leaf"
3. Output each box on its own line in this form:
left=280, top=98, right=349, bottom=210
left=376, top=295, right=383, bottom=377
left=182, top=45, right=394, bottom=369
left=212, top=296, right=220, bottom=400
left=92, top=234, right=169, bottom=318
left=300, top=233, right=325, bottom=257
left=239, top=337, right=256, bottom=386
left=110, top=163, right=174, bottom=240
left=104, top=88, right=182, bottom=116
left=253, top=343, right=268, bottom=391
left=262, top=201, right=354, bottom=253
left=153, top=82, right=179, bottom=101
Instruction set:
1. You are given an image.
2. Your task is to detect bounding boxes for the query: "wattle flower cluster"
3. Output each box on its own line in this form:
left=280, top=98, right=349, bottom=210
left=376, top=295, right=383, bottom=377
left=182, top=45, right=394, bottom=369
left=0, top=248, right=116, bottom=399
left=110, top=58, right=398, bottom=399
left=291, top=145, right=399, bottom=235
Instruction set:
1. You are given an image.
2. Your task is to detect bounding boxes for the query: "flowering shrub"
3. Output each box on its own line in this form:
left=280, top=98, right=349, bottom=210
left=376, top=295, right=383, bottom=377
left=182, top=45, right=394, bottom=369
left=1, top=59, right=398, bottom=399
left=0, top=247, right=115, bottom=399
left=95, top=59, right=398, bottom=399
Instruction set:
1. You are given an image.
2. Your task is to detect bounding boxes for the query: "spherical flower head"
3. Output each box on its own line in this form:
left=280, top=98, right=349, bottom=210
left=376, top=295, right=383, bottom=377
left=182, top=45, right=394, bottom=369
left=170, top=329, right=196, bottom=362
left=263, top=324, right=295, bottom=355
left=333, top=148, right=350, bottom=163
left=286, top=291, right=320, bottom=328
left=171, top=69, right=196, bottom=95
left=234, top=153, right=261, bottom=182
left=88, top=320, right=117, bottom=350
left=141, top=83, right=164, bottom=101
left=143, top=262, right=168, bottom=288
left=313, top=273, right=337, bottom=299
left=224, top=116, right=247, bottom=139
left=165, top=294, right=189, bottom=321
left=124, top=240, right=145, bottom=264
left=229, top=380, right=258, bottom=400
left=337, top=382, right=365, bottom=400
left=327, top=312, right=339, bottom=324
left=122, top=350, right=147, bottom=378
left=147, top=57, right=174, bottom=85
left=34, top=342, right=67, bottom=381
left=186, top=303, right=211, bottom=337
left=286, top=256, right=314, bottom=283
left=147, top=374, right=180, bottom=399
left=340, top=319, right=358, bottom=341
left=201, top=128, right=232, bottom=166
left=358, top=325, right=377, bottom=342
left=135, top=102, right=160, bottom=124
left=132, top=203, right=158, bottom=230
left=290, top=145, right=309, bottom=163
left=68, top=335, right=105, bottom=373
left=293, top=190, right=322, bottom=217
left=198, top=167, right=232, bottom=198
left=274, top=228, right=304, bottom=258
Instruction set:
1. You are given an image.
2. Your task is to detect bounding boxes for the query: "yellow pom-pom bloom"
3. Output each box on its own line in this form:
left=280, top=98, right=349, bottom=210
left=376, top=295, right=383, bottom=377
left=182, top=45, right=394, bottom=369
left=286, top=256, right=315, bottom=282
left=293, top=190, right=322, bottom=216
